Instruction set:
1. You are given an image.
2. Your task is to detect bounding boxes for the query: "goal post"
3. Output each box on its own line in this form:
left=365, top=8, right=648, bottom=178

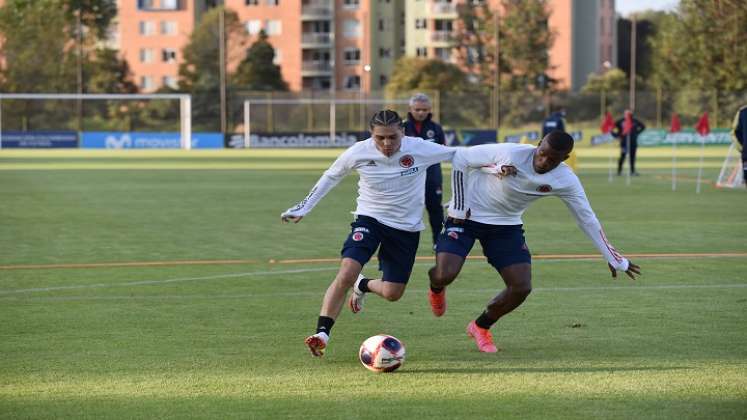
left=715, top=142, right=744, bottom=188
left=0, top=93, right=191, bottom=150
left=242, top=97, right=411, bottom=148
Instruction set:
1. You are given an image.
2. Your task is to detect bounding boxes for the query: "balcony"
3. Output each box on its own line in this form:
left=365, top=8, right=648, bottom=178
left=301, top=61, right=333, bottom=76
left=429, top=31, right=453, bottom=45
left=301, top=32, right=332, bottom=48
left=430, top=2, right=457, bottom=17
left=302, top=1, right=333, bottom=20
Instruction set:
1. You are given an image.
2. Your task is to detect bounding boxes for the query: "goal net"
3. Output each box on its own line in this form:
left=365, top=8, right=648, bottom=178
left=240, top=97, right=412, bottom=148
left=0, top=93, right=192, bottom=150
left=715, top=142, right=744, bottom=188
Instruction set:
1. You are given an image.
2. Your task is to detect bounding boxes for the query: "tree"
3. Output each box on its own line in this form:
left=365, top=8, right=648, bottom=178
left=385, top=57, right=472, bottom=95
left=178, top=6, right=247, bottom=131
left=580, top=68, right=629, bottom=94
left=386, top=57, right=491, bottom=127
left=0, top=0, right=76, bottom=93
left=86, top=48, right=138, bottom=94
left=499, top=0, right=556, bottom=92
left=648, top=0, right=747, bottom=122
left=452, top=3, right=501, bottom=87
left=233, top=31, right=288, bottom=91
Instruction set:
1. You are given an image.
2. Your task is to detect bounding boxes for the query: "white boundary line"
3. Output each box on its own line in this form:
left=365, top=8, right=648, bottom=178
left=0, top=266, right=340, bottom=295
left=0, top=262, right=746, bottom=297
left=1, top=283, right=745, bottom=302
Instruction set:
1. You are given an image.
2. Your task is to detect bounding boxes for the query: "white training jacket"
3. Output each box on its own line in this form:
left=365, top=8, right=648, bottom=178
left=448, top=143, right=630, bottom=271
left=283, top=136, right=455, bottom=232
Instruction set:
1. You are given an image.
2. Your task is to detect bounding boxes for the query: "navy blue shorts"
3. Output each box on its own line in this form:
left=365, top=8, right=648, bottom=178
left=341, top=215, right=420, bottom=283
left=435, top=219, right=531, bottom=271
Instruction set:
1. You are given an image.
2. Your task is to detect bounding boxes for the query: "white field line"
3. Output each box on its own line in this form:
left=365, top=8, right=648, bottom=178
left=0, top=283, right=745, bottom=302
left=0, top=259, right=745, bottom=298
left=0, top=266, right=340, bottom=295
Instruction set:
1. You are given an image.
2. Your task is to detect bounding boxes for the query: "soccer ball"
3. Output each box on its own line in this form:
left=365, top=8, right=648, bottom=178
left=358, top=334, right=406, bottom=373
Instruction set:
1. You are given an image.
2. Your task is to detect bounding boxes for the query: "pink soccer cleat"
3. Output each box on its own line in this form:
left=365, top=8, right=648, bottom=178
left=304, top=333, right=328, bottom=357
left=466, top=321, right=499, bottom=353
left=428, top=288, right=447, bottom=317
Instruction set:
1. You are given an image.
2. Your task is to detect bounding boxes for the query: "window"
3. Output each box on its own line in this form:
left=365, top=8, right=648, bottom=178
left=246, top=20, right=262, bottom=35
left=435, top=47, right=451, bottom=61
left=140, top=76, right=154, bottom=91
left=415, top=18, right=427, bottom=29
left=162, top=75, right=177, bottom=89
left=343, top=0, right=359, bottom=9
left=434, top=19, right=452, bottom=31
left=138, top=0, right=181, bottom=11
left=416, top=47, right=428, bottom=57
left=266, top=0, right=280, bottom=5
left=245, top=0, right=259, bottom=5
left=139, top=21, right=155, bottom=35
left=265, top=20, right=282, bottom=35
left=273, top=49, right=282, bottom=64
left=161, top=0, right=179, bottom=9
left=162, top=48, right=177, bottom=63
left=160, top=21, right=177, bottom=35
left=343, top=19, right=360, bottom=38
left=344, top=48, right=361, bottom=64
left=379, top=48, right=391, bottom=58
left=139, top=48, right=154, bottom=63
left=343, top=75, right=361, bottom=90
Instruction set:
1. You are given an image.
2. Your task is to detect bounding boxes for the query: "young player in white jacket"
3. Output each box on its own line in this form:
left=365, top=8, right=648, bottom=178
left=428, top=131, right=641, bottom=352
left=281, top=110, right=455, bottom=357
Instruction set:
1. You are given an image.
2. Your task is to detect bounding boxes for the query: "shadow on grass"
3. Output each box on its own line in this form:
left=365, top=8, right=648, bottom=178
left=399, top=366, right=693, bottom=374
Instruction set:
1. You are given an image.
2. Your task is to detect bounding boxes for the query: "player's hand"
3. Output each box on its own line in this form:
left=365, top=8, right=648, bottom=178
left=496, top=165, right=518, bottom=179
left=608, top=261, right=641, bottom=280
left=281, top=211, right=303, bottom=223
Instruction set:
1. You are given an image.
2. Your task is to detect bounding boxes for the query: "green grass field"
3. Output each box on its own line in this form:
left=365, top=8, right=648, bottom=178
left=1, top=147, right=745, bottom=419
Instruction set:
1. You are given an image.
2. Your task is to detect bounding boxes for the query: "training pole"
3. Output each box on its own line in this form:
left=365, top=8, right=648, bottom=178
left=695, top=134, right=706, bottom=193
left=671, top=134, right=677, bottom=191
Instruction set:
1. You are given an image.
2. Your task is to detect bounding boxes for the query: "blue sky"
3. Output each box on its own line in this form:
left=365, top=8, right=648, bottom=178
left=615, top=0, right=679, bottom=17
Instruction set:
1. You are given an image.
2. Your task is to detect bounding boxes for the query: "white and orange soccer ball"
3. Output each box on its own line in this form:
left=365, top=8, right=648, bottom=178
left=358, top=334, right=406, bottom=373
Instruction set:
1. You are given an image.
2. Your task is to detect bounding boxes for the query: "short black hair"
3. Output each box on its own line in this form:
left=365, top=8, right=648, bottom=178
left=544, top=131, right=574, bottom=153
left=369, top=109, right=402, bottom=130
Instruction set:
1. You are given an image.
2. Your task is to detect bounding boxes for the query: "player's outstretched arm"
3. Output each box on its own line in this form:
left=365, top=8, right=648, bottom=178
left=280, top=147, right=355, bottom=224
left=559, top=180, right=641, bottom=280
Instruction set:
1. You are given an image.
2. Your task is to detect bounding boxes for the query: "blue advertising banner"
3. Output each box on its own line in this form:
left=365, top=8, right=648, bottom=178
left=461, top=129, right=497, bottom=146
left=1, top=131, right=78, bottom=148
left=81, top=132, right=223, bottom=149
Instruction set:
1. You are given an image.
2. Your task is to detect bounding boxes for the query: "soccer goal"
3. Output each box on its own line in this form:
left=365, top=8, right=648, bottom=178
left=715, top=142, right=744, bottom=188
left=0, top=93, right=192, bottom=149
left=241, top=97, right=411, bottom=148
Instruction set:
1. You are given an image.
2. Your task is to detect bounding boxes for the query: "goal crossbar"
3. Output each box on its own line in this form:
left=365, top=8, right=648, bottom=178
left=0, top=93, right=192, bottom=150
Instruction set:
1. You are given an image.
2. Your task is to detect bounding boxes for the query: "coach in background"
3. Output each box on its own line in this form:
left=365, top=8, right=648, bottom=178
left=611, top=109, right=646, bottom=176
left=403, top=93, right=447, bottom=248
left=732, top=105, right=747, bottom=184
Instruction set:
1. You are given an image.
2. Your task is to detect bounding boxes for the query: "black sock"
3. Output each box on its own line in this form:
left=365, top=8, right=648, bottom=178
left=316, top=316, right=335, bottom=336
left=430, top=285, right=444, bottom=293
left=357, top=278, right=370, bottom=293
left=475, top=311, right=497, bottom=330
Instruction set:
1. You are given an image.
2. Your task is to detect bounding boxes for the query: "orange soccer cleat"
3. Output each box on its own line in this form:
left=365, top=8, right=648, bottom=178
left=304, top=333, right=328, bottom=357
left=466, top=321, right=499, bottom=353
left=428, top=288, right=447, bottom=317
